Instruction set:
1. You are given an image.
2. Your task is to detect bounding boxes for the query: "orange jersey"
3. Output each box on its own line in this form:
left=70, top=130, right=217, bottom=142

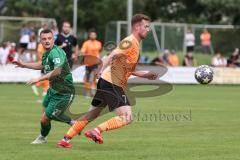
left=200, top=32, right=211, bottom=45
left=37, top=43, right=45, bottom=61
left=81, top=40, right=102, bottom=58
left=101, top=34, right=140, bottom=88
left=168, top=54, right=179, bottom=66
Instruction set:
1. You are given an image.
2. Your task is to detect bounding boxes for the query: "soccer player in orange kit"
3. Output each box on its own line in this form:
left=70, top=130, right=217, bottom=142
left=57, top=14, right=158, bottom=148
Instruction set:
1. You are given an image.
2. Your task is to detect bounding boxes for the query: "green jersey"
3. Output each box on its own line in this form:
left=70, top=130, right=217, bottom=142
left=42, top=45, right=74, bottom=94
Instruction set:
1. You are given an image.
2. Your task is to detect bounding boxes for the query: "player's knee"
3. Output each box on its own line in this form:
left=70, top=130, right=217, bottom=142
left=120, top=112, right=133, bottom=125
left=41, top=114, right=50, bottom=124
left=126, top=114, right=133, bottom=125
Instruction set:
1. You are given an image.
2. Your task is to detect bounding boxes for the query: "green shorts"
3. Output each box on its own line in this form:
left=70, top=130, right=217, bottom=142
left=43, top=88, right=74, bottom=123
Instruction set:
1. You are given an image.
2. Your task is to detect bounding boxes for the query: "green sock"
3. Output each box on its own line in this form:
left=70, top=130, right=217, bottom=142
left=40, top=122, right=51, bottom=137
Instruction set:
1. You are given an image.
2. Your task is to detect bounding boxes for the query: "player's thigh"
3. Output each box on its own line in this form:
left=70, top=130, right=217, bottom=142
left=45, top=93, right=74, bottom=120
left=105, top=84, right=131, bottom=112
left=79, top=105, right=104, bottom=122
left=91, top=79, right=107, bottom=108
left=42, top=89, right=51, bottom=108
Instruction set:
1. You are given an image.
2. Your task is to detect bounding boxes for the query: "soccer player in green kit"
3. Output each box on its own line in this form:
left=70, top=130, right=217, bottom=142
left=13, top=29, right=75, bottom=144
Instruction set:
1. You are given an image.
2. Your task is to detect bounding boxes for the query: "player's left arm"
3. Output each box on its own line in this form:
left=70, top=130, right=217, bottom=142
left=97, top=50, right=120, bottom=77
left=132, top=70, right=158, bottom=80
left=27, top=51, right=64, bottom=85
left=26, top=67, right=61, bottom=85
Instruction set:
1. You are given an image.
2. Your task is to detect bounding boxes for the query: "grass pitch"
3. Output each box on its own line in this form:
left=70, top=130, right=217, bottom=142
left=0, top=84, right=239, bottom=160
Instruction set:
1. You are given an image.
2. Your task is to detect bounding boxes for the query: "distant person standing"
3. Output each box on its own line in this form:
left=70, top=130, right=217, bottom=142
left=184, top=28, right=195, bottom=53
left=81, top=30, right=102, bottom=97
left=19, top=24, right=31, bottom=55
left=0, top=42, right=10, bottom=65
left=55, top=21, right=78, bottom=69
left=200, top=28, right=212, bottom=54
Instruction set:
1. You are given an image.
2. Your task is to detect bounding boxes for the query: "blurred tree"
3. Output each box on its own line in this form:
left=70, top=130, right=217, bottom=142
left=1, top=0, right=240, bottom=41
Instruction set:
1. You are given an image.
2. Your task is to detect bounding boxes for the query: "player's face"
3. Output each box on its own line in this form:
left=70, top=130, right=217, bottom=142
left=138, top=20, right=150, bottom=39
left=62, top=22, right=71, bottom=34
left=40, top=32, right=54, bottom=50
left=89, top=32, right=97, bottom=40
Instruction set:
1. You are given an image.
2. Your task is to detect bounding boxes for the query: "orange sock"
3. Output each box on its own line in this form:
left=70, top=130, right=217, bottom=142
left=96, top=116, right=129, bottom=133
left=65, top=120, right=88, bottom=139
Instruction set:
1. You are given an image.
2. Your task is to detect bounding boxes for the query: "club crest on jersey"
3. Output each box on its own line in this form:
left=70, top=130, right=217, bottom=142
left=44, top=65, right=50, bottom=73
left=119, top=40, right=132, bottom=50
left=53, top=58, right=61, bottom=64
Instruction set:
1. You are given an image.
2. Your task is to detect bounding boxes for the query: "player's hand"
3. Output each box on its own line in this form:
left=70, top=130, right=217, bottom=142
left=96, top=71, right=102, bottom=79
left=144, top=72, right=158, bottom=80
left=72, top=54, right=78, bottom=62
left=61, top=43, right=67, bottom=48
left=26, top=78, right=40, bottom=85
left=12, top=60, right=25, bottom=68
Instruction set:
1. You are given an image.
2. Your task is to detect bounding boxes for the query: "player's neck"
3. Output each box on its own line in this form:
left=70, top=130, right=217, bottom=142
left=131, top=32, right=141, bottom=43
left=45, top=45, right=54, bottom=51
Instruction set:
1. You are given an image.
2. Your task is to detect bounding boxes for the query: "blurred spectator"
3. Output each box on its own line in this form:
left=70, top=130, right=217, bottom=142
left=162, top=49, right=170, bottom=65
left=19, top=24, right=31, bottom=54
left=37, top=43, right=45, bottom=61
left=139, top=55, right=149, bottom=64
left=38, top=24, right=48, bottom=41
left=168, top=50, right=179, bottom=66
left=27, top=32, right=37, bottom=62
left=200, top=28, right=212, bottom=54
left=151, top=49, right=170, bottom=66
left=227, top=48, right=240, bottom=67
left=183, top=52, right=197, bottom=66
left=52, top=23, right=59, bottom=40
left=55, top=21, right=78, bottom=69
left=151, top=54, right=164, bottom=66
left=211, top=52, right=227, bottom=67
left=7, top=43, right=17, bottom=63
left=184, top=28, right=195, bottom=53
left=0, top=42, right=10, bottom=65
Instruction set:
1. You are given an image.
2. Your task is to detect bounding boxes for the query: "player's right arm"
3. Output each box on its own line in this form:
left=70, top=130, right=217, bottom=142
left=132, top=71, right=158, bottom=80
left=97, top=50, right=121, bottom=77
left=13, top=60, right=43, bottom=70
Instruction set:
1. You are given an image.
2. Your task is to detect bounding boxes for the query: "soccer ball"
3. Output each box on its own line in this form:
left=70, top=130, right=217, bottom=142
left=194, top=65, right=214, bottom=84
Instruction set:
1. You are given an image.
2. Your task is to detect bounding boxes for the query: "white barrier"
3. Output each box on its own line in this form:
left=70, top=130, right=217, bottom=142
left=1, top=64, right=240, bottom=84
left=0, top=64, right=41, bottom=82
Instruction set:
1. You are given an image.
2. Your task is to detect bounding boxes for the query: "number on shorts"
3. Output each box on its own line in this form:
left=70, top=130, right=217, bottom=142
left=122, top=95, right=127, bottom=104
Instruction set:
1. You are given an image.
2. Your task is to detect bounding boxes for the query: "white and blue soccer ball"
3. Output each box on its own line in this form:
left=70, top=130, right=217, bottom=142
left=195, top=65, right=214, bottom=84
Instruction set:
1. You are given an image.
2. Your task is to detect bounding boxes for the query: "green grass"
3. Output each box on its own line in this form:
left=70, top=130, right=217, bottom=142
left=0, top=84, right=240, bottom=160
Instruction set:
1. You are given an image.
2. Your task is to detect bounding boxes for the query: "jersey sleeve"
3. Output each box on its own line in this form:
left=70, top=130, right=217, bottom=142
left=50, top=49, right=66, bottom=68
left=112, top=38, right=134, bottom=56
